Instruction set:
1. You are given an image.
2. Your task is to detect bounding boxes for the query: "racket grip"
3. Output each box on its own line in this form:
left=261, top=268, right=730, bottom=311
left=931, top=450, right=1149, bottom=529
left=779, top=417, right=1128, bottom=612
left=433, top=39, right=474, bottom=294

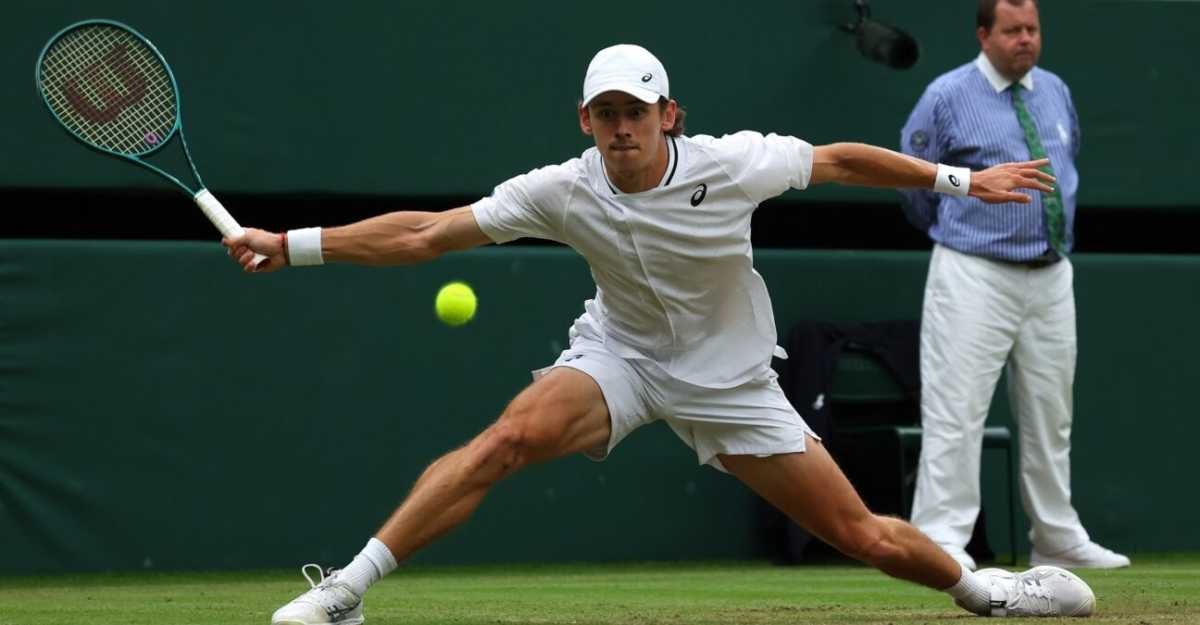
left=194, top=189, right=269, bottom=268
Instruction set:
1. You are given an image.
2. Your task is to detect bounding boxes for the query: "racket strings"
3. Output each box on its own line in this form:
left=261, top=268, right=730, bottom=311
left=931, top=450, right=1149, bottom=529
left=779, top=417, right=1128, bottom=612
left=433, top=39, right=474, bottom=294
left=39, top=25, right=177, bottom=155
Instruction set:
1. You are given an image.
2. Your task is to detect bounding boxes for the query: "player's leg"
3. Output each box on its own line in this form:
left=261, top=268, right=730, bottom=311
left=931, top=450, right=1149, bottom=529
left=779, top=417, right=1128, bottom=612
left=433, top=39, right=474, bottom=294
left=719, top=440, right=961, bottom=589
left=910, top=244, right=1019, bottom=569
left=374, top=366, right=611, bottom=559
left=271, top=367, right=612, bottom=625
left=661, top=367, right=971, bottom=597
left=720, top=442, right=1096, bottom=617
left=665, top=357, right=1093, bottom=618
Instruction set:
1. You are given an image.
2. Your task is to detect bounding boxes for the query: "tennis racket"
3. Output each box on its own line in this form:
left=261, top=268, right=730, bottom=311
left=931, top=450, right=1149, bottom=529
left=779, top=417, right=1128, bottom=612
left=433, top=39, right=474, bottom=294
left=36, top=19, right=266, bottom=267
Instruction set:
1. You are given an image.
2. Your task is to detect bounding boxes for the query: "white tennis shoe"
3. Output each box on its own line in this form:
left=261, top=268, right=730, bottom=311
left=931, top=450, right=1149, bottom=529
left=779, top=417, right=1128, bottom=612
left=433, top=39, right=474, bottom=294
left=1031, top=541, right=1131, bottom=569
left=271, top=564, right=364, bottom=625
left=965, top=566, right=1096, bottom=617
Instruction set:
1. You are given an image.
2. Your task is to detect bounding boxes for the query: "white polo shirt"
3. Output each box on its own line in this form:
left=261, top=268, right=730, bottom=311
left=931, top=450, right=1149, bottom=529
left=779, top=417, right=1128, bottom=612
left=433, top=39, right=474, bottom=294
left=472, top=131, right=814, bottom=389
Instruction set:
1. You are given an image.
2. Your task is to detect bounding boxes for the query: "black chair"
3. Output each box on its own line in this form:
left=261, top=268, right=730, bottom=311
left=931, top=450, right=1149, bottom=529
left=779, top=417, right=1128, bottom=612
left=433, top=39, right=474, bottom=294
left=829, top=348, right=1018, bottom=565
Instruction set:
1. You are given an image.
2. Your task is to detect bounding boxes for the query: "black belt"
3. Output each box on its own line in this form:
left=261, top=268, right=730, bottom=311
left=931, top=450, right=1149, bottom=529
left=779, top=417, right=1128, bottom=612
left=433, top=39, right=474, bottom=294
left=996, top=250, right=1063, bottom=269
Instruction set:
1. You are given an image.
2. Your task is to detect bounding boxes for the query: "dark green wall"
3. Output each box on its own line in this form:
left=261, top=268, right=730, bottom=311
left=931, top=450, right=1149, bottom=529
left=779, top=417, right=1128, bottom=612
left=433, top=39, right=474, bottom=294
left=4, top=1, right=1197, bottom=207
left=0, top=242, right=764, bottom=574
left=2, top=241, right=1197, bottom=573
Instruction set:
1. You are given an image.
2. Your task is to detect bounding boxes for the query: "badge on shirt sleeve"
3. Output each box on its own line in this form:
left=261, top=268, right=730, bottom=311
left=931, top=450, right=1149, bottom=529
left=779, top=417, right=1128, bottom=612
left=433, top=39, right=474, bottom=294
left=909, top=130, right=929, bottom=153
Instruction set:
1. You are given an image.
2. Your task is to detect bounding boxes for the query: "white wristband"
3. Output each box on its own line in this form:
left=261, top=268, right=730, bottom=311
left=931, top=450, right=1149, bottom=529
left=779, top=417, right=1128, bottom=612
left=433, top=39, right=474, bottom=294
left=934, top=164, right=971, bottom=197
left=287, top=227, right=324, bottom=266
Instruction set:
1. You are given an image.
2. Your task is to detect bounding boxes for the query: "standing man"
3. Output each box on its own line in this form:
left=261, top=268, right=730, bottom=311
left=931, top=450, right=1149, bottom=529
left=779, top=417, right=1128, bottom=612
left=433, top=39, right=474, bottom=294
left=229, top=44, right=1096, bottom=624
left=900, top=0, right=1129, bottom=571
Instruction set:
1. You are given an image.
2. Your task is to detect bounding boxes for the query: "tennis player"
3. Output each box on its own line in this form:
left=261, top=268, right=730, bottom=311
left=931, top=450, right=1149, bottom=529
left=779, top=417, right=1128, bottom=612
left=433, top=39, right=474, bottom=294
left=227, top=45, right=1097, bottom=624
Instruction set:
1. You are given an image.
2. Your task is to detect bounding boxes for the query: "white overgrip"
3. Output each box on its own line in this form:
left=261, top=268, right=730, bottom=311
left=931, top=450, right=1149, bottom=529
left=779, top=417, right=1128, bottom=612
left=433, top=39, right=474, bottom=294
left=194, top=189, right=268, bottom=267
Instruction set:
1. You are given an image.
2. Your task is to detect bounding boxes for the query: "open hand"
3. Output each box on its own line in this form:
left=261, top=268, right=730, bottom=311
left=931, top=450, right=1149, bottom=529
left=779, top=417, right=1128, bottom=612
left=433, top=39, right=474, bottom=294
left=970, top=158, right=1056, bottom=204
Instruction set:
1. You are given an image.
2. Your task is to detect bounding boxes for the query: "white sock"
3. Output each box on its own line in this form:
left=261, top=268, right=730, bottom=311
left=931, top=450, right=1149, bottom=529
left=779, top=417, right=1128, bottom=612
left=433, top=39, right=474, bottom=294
left=338, top=537, right=399, bottom=596
left=945, top=566, right=992, bottom=615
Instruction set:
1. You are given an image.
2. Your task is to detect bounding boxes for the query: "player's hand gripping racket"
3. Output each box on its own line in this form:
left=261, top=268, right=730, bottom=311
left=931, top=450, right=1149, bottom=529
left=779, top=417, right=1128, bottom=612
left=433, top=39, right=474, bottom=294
left=35, top=19, right=267, bottom=268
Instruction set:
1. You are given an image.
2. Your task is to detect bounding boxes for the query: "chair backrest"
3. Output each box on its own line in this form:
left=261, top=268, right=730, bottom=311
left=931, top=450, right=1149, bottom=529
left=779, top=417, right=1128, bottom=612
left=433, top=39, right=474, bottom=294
left=777, top=319, right=921, bottom=433
left=830, top=344, right=909, bottom=404
left=829, top=337, right=920, bottom=427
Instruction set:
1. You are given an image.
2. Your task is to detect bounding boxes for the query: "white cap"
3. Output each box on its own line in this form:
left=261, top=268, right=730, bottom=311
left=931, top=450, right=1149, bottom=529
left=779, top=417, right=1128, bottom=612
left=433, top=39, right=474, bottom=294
left=581, top=44, right=669, bottom=107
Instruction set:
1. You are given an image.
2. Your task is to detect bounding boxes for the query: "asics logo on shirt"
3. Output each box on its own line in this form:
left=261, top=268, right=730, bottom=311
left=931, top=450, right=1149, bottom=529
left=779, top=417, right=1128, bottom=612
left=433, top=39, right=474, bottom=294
left=690, top=183, right=708, bottom=207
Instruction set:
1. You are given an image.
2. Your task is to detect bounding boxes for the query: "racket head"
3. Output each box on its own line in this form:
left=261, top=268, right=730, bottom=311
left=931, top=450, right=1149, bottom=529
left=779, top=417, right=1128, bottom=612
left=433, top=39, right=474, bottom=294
left=36, top=19, right=181, bottom=158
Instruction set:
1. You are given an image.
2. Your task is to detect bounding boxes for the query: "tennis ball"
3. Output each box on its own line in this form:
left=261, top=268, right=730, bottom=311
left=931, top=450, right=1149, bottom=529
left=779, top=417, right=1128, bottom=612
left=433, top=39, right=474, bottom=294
left=435, top=281, right=477, bottom=326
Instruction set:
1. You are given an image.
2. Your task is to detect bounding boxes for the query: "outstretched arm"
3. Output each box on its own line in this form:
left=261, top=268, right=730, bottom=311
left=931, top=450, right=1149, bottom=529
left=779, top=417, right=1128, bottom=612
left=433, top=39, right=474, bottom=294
left=223, top=205, right=492, bottom=273
left=809, top=142, right=1054, bottom=204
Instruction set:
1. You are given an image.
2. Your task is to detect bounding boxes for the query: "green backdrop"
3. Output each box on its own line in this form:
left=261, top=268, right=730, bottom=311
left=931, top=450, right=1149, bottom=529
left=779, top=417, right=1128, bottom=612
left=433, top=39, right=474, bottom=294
left=2, top=0, right=1197, bottom=208
left=2, top=241, right=1197, bottom=573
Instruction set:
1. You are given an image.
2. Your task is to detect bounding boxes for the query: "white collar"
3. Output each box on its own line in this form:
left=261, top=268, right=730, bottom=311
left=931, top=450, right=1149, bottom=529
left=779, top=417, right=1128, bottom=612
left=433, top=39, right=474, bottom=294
left=602, top=134, right=678, bottom=195
left=975, top=52, right=1034, bottom=93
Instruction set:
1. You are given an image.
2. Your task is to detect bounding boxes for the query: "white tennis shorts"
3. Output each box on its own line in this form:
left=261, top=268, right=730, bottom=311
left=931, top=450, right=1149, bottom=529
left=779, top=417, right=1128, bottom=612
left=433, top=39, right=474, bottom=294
left=532, top=336, right=818, bottom=472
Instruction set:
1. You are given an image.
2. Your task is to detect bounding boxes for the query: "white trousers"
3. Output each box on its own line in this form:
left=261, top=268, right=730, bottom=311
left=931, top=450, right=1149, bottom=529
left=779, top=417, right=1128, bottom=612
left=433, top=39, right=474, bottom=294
left=910, top=245, right=1089, bottom=555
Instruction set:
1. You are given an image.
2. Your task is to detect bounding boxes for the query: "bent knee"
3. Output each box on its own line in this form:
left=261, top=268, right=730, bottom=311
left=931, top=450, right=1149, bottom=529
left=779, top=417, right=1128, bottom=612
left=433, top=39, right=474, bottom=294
left=466, top=410, right=561, bottom=477
left=467, top=421, right=531, bottom=477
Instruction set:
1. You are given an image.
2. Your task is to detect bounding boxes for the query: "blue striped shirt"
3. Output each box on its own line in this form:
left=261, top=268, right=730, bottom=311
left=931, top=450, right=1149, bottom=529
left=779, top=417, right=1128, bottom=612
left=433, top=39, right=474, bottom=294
left=899, top=54, right=1080, bottom=260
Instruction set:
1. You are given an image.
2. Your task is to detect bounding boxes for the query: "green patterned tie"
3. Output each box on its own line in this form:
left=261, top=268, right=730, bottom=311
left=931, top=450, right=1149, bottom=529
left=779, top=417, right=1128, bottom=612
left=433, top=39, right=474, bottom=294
left=1010, top=83, right=1066, bottom=255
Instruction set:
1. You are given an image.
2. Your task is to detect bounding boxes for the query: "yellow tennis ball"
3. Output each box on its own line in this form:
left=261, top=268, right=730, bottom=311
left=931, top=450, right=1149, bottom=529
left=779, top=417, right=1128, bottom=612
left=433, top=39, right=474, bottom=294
left=435, top=281, right=477, bottom=326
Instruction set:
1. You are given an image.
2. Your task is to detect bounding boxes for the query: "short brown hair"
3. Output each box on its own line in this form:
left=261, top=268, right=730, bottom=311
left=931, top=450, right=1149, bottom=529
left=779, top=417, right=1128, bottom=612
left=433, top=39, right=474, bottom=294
left=977, top=0, right=1038, bottom=31
left=660, top=98, right=687, bottom=137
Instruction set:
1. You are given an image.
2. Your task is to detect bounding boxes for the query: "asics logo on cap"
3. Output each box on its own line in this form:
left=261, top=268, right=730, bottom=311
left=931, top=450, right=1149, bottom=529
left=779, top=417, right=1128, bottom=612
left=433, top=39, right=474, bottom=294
left=641, top=73, right=652, bottom=82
